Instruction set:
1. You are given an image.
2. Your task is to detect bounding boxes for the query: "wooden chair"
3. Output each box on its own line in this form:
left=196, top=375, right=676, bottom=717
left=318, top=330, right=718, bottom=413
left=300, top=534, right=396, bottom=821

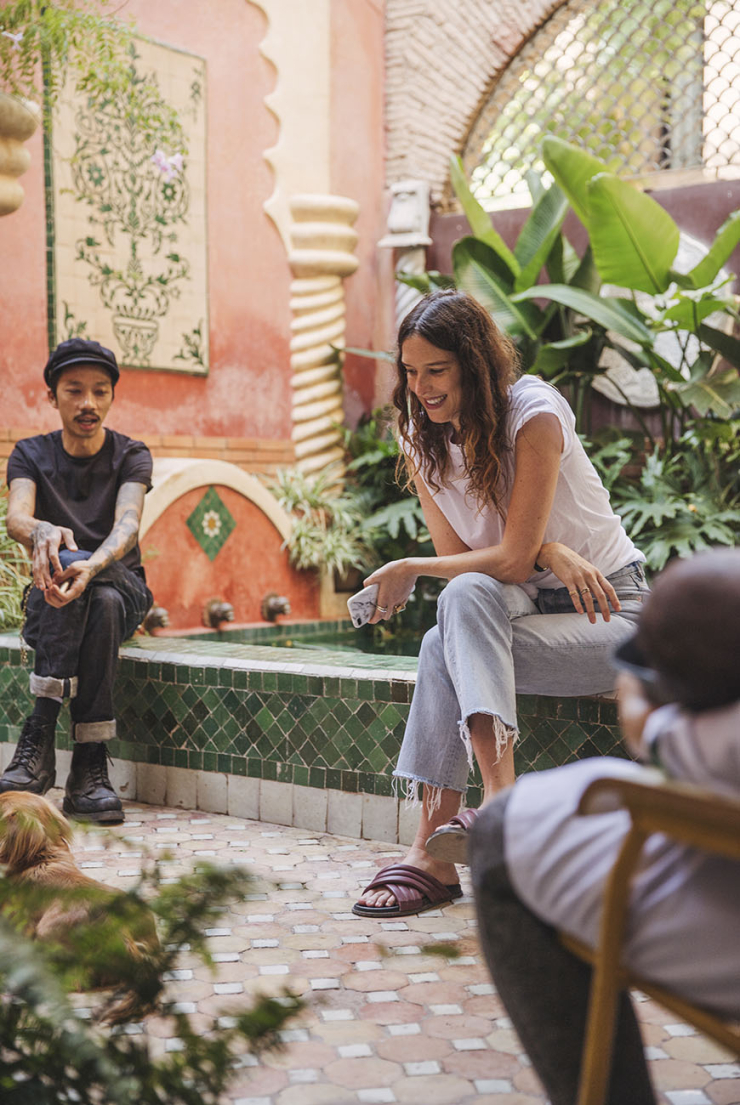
left=559, top=774, right=740, bottom=1105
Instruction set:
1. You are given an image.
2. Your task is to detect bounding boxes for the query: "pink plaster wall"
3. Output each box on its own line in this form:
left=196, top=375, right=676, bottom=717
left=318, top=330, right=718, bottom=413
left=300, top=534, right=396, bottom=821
left=141, top=484, right=321, bottom=629
left=0, top=0, right=388, bottom=442
left=330, top=0, right=391, bottom=424
left=0, top=3, right=281, bottom=440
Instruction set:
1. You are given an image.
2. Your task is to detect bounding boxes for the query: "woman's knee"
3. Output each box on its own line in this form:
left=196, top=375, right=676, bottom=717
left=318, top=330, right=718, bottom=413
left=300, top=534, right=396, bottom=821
left=438, top=573, right=507, bottom=618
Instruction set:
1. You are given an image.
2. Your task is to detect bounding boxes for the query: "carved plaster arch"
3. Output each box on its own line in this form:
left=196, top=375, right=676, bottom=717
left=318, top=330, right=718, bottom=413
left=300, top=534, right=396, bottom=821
left=384, top=0, right=567, bottom=207
left=140, top=458, right=293, bottom=541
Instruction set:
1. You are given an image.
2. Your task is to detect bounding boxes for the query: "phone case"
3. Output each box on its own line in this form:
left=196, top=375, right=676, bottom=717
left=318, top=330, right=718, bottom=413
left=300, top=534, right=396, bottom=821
left=347, top=584, right=379, bottom=628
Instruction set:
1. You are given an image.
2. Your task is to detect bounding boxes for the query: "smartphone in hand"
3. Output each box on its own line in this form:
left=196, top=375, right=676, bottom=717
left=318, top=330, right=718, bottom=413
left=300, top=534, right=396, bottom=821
left=347, top=584, right=380, bottom=628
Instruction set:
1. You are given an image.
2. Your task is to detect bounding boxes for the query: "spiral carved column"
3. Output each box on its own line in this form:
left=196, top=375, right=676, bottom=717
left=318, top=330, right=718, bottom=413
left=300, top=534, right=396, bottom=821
left=288, top=194, right=359, bottom=477
left=0, top=94, right=40, bottom=217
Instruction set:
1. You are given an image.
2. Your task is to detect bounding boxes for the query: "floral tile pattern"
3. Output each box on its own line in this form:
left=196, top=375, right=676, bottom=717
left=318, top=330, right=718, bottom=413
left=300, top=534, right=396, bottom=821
left=186, top=487, right=237, bottom=560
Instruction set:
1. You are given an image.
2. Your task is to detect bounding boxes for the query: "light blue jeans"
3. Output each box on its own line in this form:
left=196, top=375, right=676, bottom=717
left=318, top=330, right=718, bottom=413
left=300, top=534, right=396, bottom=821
left=395, top=562, right=649, bottom=797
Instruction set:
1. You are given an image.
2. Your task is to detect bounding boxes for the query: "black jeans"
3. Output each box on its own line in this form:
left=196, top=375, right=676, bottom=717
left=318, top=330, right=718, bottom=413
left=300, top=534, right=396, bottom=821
left=23, top=563, right=151, bottom=743
left=469, top=793, right=657, bottom=1105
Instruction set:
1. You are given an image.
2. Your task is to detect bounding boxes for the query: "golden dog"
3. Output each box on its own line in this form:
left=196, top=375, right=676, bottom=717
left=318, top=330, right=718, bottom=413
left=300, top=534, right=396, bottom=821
left=0, top=790, right=160, bottom=1022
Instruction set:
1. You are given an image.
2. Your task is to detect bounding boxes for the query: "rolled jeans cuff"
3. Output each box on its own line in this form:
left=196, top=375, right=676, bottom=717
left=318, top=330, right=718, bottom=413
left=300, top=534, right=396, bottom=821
left=73, top=719, right=116, bottom=743
left=30, top=672, right=78, bottom=699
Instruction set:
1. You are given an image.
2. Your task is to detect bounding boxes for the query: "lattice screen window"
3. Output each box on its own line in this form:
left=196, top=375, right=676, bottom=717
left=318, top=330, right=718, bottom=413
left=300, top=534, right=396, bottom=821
left=464, top=0, right=740, bottom=209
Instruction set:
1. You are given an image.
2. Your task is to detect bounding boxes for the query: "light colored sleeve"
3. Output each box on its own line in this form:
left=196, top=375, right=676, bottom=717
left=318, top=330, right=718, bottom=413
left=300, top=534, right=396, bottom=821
left=642, top=700, right=740, bottom=798
left=508, top=378, right=576, bottom=458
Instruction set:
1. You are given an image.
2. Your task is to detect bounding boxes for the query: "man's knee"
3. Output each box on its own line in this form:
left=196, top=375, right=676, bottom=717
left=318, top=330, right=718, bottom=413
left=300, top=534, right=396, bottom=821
left=89, top=586, right=125, bottom=620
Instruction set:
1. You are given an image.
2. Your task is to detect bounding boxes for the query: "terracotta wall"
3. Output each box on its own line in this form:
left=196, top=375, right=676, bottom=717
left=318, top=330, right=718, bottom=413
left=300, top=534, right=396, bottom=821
left=0, top=0, right=388, bottom=456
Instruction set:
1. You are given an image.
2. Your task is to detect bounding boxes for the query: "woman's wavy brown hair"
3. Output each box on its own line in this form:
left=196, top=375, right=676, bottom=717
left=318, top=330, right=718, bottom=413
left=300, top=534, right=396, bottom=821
left=393, top=289, right=520, bottom=512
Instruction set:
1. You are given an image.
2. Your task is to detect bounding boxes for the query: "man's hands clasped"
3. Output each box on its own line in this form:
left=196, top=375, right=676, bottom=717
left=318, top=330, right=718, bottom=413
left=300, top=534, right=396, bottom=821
left=31, top=522, right=91, bottom=607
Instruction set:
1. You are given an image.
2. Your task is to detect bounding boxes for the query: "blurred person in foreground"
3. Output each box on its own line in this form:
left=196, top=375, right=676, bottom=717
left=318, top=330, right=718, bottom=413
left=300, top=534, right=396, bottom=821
left=1, top=339, right=152, bottom=823
left=469, top=548, right=740, bottom=1105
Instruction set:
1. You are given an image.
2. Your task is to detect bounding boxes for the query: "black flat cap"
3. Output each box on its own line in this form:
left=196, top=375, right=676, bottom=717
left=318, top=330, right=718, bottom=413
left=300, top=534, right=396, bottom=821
left=44, top=338, right=120, bottom=388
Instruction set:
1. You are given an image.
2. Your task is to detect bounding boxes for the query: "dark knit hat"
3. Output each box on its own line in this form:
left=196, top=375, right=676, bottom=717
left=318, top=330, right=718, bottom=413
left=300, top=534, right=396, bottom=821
left=44, top=338, right=120, bottom=389
left=614, top=549, right=740, bottom=712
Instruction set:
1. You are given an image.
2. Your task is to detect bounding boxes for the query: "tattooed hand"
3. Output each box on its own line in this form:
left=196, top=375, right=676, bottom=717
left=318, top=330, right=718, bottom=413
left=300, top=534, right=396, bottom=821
left=31, top=521, right=78, bottom=591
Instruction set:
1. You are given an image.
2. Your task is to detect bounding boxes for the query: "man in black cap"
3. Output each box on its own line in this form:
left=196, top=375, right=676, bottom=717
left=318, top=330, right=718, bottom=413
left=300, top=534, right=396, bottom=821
left=1, top=339, right=153, bottom=822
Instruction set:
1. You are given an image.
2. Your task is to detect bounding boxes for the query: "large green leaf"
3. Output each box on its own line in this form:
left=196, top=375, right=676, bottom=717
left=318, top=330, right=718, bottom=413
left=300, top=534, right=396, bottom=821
left=566, top=241, right=596, bottom=290
left=531, top=331, right=593, bottom=377
left=449, top=155, right=520, bottom=277
left=513, top=183, right=570, bottom=292
left=541, top=136, right=608, bottom=226
left=669, top=363, right=740, bottom=417
left=586, top=174, right=680, bottom=294
left=452, top=238, right=542, bottom=339
left=511, top=284, right=654, bottom=344
left=680, top=210, right=740, bottom=289
left=697, top=323, right=740, bottom=370
left=659, top=293, right=732, bottom=328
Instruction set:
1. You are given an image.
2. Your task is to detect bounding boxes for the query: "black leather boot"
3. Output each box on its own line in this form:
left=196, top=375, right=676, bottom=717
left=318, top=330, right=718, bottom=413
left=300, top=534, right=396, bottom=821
left=0, top=716, right=56, bottom=794
left=63, top=742, right=124, bottom=823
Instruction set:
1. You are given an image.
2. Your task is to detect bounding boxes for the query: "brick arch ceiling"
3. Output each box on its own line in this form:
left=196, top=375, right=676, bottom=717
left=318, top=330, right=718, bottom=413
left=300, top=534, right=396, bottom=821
left=384, top=0, right=568, bottom=208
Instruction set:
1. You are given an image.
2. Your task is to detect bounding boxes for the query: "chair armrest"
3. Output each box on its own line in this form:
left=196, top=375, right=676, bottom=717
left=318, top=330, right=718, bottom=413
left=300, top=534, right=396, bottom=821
left=577, top=775, right=740, bottom=862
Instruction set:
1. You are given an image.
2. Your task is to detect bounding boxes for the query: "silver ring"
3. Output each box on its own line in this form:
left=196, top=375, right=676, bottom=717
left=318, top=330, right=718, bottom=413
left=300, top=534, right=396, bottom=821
left=579, top=587, right=590, bottom=595
left=376, top=605, right=388, bottom=614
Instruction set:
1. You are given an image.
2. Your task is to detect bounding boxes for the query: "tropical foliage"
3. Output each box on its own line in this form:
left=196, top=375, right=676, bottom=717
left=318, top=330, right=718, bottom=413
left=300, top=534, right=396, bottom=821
left=405, top=139, right=740, bottom=570
left=0, top=0, right=182, bottom=144
left=0, top=851, right=301, bottom=1104
left=0, top=486, right=30, bottom=631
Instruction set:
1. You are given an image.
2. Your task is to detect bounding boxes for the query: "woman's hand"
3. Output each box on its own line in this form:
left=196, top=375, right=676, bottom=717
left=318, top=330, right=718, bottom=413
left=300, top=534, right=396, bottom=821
left=538, top=541, right=620, bottom=624
left=364, top=559, right=419, bottom=624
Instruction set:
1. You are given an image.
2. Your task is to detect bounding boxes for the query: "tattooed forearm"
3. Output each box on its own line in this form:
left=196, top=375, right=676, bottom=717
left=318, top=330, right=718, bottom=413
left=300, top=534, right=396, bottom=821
left=86, top=483, right=146, bottom=575
left=7, top=478, right=39, bottom=547
left=88, top=509, right=141, bottom=574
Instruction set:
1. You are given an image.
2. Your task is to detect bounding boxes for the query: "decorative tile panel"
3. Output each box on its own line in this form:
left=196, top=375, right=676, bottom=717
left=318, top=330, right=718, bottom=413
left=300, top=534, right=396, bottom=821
left=49, top=38, right=209, bottom=373
left=185, top=487, right=236, bottom=560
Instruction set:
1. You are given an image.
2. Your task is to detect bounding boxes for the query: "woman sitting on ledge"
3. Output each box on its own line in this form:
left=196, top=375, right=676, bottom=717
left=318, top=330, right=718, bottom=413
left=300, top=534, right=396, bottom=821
left=353, top=289, right=648, bottom=918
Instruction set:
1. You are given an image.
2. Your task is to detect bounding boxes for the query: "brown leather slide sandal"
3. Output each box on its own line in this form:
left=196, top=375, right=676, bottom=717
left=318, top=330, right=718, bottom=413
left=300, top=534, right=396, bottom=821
left=352, top=863, right=463, bottom=917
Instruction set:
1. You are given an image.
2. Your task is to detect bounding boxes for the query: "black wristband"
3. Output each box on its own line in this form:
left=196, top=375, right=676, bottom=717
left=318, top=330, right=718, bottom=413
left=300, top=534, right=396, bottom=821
left=533, top=561, right=546, bottom=573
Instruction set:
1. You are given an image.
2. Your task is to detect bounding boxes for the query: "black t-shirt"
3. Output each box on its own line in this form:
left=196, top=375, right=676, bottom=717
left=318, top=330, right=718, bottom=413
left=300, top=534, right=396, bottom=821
left=6, top=429, right=153, bottom=576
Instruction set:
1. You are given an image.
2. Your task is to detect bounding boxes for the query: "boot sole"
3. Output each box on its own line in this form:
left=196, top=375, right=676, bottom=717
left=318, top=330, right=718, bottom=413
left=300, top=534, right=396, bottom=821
left=0, top=774, right=55, bottom=796
left=62, top=800, right=125, bottom=824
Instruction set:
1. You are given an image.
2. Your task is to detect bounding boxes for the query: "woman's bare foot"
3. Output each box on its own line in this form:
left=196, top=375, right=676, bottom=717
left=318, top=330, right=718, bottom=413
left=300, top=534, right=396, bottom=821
left=355, top=845, right=458, bottom=911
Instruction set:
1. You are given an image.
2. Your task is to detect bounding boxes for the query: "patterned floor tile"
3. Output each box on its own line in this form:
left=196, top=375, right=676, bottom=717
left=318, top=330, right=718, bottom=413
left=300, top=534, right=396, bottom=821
left=31, top=787, right=735, bottom=1105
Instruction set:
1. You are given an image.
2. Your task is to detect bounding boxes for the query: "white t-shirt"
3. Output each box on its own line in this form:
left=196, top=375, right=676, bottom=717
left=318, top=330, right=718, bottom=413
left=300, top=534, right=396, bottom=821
left=414, top=376, right=643, bottom=598
left=504, top=699, right=740, bottom=1017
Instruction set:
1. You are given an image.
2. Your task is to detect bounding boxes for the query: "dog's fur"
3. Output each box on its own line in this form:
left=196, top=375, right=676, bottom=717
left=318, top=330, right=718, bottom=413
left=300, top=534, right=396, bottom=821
left=0, top=790, right=160, bottom=1022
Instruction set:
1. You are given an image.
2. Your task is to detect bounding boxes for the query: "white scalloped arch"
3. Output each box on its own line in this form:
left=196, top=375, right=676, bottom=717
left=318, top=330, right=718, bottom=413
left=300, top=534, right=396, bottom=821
left=139, top=458, right=292, bottom=541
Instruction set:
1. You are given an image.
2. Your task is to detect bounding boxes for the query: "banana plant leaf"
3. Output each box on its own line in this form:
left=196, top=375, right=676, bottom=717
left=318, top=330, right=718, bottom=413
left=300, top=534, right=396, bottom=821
left=541, top=136, right=609, bottom=226
left=452, top=238, right=543, bottom=339
left=511, top=284, right=654, bottom=344
left=659, top=293, right=732, bottom=328
left=530, top=331, right=593, bottom=377
left=586, top=174, right=680, bottom=294
left=674, top=210, right=740, bottom=290
left=513, top=182, right=570, bottom=293
left=569, top=244, right=600, bottom=293
left=666, top=352, right=740, bottom=417
left=449, top=155, right=519, bottom=277
left=697, top=322, right=740, bottom=369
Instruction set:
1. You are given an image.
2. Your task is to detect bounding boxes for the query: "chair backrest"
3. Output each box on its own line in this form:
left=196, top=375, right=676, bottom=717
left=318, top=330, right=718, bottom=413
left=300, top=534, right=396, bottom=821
left=570, top=775, right=740, bottom=1105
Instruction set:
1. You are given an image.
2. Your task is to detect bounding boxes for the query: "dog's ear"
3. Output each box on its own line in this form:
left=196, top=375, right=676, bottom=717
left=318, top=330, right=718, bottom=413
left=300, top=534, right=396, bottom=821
left=0, top=794, right=72, bottom=870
